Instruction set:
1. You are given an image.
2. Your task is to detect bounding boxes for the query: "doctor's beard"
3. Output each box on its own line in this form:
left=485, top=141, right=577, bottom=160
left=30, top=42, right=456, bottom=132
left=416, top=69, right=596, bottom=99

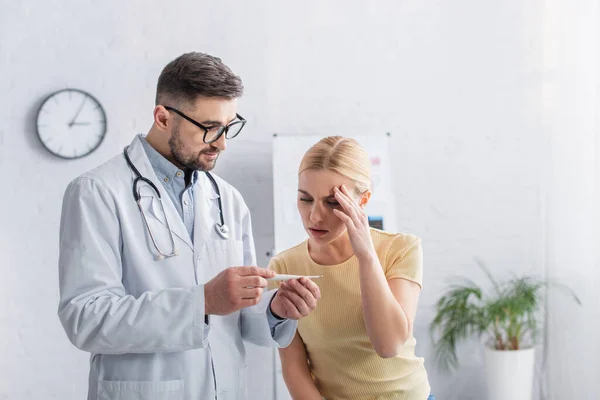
left=168, top=123, right=220, bottom=171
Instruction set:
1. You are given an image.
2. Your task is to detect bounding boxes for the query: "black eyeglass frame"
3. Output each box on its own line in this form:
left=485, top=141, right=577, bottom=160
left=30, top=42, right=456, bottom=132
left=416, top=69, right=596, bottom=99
left=164, top=106, right=246, bottom=144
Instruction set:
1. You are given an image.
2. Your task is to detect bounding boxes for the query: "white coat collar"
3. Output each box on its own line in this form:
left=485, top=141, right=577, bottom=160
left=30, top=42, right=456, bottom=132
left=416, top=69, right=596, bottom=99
left=124, top=136, right=194, bottom=252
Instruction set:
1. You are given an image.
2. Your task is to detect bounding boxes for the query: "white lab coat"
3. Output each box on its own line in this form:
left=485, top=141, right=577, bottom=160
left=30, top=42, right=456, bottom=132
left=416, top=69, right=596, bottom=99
left=58, top=136, right=296, bottom=400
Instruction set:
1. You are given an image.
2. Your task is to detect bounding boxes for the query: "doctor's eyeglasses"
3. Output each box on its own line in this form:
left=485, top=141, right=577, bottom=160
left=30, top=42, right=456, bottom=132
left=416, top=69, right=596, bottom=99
left=164, top=106, right=246, bottom=144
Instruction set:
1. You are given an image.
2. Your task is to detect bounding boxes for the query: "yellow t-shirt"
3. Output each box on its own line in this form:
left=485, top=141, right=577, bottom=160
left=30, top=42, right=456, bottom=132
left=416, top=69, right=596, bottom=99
left=269, top=229, right=430, bottom=400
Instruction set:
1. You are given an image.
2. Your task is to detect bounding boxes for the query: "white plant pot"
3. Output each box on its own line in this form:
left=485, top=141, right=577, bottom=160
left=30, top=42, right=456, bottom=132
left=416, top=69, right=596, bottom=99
left=484, top=346, right=535, bottom=400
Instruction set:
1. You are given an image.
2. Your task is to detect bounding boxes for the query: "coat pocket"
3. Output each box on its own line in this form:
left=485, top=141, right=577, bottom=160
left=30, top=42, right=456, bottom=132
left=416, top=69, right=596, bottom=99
left=97, top=380, right=183, bottom=400
left=206, top=239, right=244, bottom=276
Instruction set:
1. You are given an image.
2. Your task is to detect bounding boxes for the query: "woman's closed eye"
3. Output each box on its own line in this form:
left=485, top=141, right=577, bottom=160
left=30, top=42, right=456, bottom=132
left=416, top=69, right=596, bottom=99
left=298, top=198, right=339, bottom=207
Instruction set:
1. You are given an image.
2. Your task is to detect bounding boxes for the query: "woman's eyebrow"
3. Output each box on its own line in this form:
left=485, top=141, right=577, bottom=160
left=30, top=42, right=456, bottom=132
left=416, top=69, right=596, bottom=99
left=298, top=189, right=337, bottom=200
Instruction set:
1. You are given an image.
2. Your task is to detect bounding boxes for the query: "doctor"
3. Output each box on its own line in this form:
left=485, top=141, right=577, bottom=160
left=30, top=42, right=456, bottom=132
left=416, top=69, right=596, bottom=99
left=58, top=52, right=320, bottom=400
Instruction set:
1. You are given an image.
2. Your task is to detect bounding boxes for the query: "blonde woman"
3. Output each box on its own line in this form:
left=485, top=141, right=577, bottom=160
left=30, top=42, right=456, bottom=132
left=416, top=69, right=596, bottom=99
left=269, top=136, right=433, bottom=400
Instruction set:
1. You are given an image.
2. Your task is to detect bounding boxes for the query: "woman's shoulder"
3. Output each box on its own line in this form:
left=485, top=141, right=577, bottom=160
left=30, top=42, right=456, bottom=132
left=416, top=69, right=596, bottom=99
left=370, top=229, right=422, bottom=262
left=269, top=240, right=309, bottom=270
left=370, top=228, right=421, bottom=248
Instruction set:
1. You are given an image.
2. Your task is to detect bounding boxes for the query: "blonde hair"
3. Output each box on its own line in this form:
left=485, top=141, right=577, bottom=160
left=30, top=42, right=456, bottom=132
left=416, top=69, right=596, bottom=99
left=299, top=136, right=371, bottom=194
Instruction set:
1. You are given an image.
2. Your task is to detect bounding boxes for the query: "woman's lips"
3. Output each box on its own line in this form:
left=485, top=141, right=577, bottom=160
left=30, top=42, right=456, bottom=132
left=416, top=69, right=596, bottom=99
left=309, top=228, right=328, bottom=237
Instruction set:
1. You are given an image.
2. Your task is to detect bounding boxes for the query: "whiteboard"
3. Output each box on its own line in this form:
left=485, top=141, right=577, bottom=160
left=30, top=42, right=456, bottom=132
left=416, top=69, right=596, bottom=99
left=272, top=134, right=396, bottom=255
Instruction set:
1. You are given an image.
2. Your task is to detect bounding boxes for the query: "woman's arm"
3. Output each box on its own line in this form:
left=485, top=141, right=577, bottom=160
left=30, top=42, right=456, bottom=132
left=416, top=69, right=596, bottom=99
left=358, top=255, right=421, bottom=358
left=333, top=185, right=422, bottom=358
left=279, top=332, right=322, bottom=400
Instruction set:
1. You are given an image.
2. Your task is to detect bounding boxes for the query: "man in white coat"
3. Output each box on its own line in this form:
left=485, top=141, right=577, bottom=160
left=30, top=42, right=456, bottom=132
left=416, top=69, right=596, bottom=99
left=58, top=52, right=320, bottom=400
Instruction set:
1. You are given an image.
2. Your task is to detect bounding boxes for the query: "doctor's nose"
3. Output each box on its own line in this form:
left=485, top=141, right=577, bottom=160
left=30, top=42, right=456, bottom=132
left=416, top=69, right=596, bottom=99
left=211, top=133, right=227, bottom=151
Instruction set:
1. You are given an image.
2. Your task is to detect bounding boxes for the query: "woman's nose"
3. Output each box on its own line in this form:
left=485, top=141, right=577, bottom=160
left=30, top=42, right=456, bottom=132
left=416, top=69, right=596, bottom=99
left=310, top=204, right=324, bottom=223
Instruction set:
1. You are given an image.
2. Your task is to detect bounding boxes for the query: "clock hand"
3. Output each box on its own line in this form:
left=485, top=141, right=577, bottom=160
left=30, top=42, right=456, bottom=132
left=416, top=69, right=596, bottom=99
left=69, top=97, right=87, bottom=127
left=71, top=122, right=91, bottom=126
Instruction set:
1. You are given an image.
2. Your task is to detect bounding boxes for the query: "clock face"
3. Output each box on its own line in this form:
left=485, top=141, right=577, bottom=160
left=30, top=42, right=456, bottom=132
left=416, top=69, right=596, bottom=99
left=36, top=89, right=107, bottom=159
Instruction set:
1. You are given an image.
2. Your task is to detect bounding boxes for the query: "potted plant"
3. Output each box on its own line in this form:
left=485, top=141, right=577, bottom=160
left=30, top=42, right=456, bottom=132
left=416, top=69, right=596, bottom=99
left=429, top=263, right=580, bottom=400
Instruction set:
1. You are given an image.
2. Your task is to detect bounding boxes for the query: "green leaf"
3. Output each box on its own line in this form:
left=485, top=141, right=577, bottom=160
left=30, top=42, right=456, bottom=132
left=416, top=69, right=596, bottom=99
left=429, top=265, right=581, bottom=373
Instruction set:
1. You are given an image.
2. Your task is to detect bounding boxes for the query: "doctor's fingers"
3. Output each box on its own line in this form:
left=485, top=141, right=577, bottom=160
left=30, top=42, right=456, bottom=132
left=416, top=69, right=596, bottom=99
left=283, top=279, right=319, bottom=308
left=276, top=295, right=303, bottom=320
left=235, top=266, right=276, bottom=278
left=277, top=289, right=311, bottom=316
left=239, top=294, right=266, bottom=308
left=297, top=277, right=322, bottom=300
left=240, top=286, right=264, bottom=299
left=240, top=275, right=268, bottom=289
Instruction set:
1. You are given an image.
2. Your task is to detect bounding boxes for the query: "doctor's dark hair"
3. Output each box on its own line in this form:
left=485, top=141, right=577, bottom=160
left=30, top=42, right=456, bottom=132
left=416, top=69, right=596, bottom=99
left=299, top=136, right=372, bottom=195
left=155, top=52, right=244, bottom=106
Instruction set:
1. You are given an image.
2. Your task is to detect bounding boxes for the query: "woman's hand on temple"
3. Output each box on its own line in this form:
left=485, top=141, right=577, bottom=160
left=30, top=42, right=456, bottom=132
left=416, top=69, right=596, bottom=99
left=332, top=185, right=377, bottom=261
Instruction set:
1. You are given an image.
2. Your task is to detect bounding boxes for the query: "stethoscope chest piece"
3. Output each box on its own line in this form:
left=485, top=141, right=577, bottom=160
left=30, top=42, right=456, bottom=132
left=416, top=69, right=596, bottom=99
left=215, top=223, right=230, bottom=239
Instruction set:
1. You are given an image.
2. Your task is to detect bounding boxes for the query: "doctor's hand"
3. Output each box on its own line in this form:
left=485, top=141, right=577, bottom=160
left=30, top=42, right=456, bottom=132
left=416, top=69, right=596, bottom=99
left=270, top=278, right=321, bottom=320
left=204, top=266, right=275, bottom=316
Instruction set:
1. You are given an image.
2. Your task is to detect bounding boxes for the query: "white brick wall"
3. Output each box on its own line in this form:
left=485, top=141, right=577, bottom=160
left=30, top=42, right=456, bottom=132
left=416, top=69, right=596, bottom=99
left=542, top=1, right=600, bottom=400
left=1, top=1, right=592, bottom=399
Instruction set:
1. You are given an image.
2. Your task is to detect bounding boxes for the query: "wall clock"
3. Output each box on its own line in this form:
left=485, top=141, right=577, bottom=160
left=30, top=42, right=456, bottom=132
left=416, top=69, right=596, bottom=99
left=36, top=88, right=107, bottom=159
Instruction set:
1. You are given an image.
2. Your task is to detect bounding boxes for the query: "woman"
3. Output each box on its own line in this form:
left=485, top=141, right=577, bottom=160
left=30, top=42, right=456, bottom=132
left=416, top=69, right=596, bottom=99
left=269, top=136, right=432, bottom=400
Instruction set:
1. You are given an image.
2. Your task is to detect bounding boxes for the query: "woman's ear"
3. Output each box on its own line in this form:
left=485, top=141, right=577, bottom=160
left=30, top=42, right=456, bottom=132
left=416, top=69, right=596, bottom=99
left=359, top=191, right=372, bottom=208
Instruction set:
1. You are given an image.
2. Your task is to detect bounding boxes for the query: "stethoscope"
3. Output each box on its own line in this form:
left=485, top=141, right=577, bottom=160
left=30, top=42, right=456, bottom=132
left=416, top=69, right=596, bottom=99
left=124, top=146, right=229, bottom=260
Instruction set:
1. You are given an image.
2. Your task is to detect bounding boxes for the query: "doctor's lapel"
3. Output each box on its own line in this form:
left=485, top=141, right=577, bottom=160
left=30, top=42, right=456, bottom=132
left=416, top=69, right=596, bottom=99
left=193, top=173, right=222, bottom=243
left=126, top=138, right=193, bottom=253
left=192, top=173, right=224, bottom=283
